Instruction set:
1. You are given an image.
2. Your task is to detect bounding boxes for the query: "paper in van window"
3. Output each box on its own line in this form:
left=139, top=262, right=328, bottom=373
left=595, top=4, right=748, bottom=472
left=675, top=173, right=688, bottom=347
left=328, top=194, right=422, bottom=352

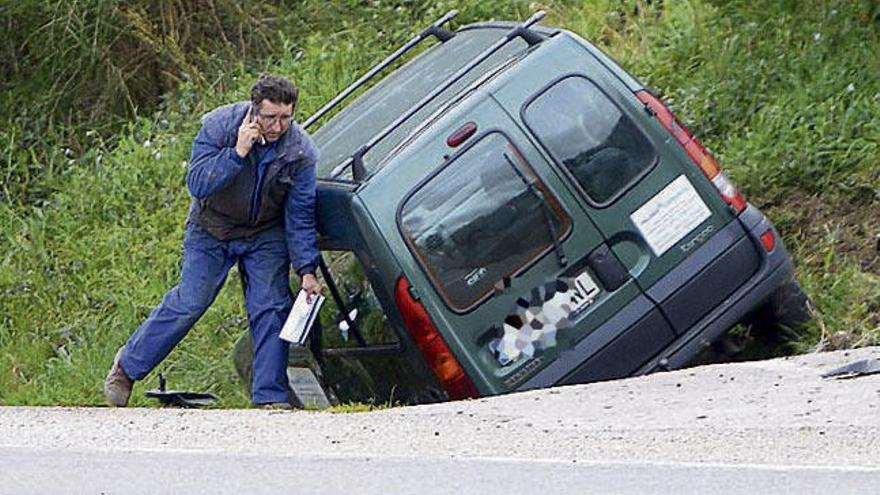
left=630, top=175, right=711, bottom=256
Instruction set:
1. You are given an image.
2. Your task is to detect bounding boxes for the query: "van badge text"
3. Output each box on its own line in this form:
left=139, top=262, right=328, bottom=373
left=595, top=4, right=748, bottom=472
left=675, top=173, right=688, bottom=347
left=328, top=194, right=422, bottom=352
left=465, top=267, right=488, bottom=286
left=679, top=224, right=715, bottom=254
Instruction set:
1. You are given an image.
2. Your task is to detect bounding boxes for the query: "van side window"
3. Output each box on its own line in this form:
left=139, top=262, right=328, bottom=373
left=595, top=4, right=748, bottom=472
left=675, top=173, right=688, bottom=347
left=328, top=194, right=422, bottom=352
left=318, top=250, right=399, bottom=348
left=400, top=132, right=571, bottom=311
left=523, top=76, right=656, bottom=204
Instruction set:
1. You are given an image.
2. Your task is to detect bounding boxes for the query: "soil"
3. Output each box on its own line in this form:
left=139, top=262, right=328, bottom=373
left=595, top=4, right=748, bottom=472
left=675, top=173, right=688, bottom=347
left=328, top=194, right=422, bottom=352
left=760, top=188, right=880, bottom=275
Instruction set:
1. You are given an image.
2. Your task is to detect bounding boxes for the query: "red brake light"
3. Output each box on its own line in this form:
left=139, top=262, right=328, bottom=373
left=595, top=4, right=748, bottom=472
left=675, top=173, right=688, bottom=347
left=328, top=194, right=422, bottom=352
left=447, top=121, right=478, bottom=147
left=394, top=276, right=479, bottom=400
left=635, top=90, right=746, bottom=213
left=759, top=229, right=776, bottom=252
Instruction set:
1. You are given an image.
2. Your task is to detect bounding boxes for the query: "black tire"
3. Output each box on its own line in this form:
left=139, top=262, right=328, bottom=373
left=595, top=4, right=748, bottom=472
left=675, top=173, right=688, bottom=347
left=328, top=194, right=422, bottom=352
left=749, top=277, right=813, bottom=340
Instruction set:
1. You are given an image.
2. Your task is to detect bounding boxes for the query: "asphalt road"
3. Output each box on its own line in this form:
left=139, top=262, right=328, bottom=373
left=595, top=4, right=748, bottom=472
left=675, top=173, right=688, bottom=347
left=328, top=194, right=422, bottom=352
left=1, top=347, right=878, bottom=494
left=3, top=449, right=879, bottom=495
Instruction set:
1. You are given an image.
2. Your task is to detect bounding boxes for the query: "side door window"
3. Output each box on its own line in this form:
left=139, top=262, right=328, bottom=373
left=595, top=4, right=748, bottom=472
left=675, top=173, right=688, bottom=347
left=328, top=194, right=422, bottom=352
left=314, top=250, right=410, bottom=404
left=399, top=132, right=571, bottom=312
left=318, top=250, right=399, bottom=347
left=522, top=76, right=656, bottom=206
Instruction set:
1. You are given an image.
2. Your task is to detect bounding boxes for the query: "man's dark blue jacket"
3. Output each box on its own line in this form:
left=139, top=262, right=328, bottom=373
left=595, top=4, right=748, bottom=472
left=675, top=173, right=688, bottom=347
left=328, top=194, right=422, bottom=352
left=185, top=101, right=320, bottom=275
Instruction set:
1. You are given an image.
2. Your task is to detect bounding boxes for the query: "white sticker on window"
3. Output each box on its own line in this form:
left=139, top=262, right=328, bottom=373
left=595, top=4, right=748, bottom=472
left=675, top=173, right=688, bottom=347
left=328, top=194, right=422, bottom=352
left=630, top=175, right=711, bottom=256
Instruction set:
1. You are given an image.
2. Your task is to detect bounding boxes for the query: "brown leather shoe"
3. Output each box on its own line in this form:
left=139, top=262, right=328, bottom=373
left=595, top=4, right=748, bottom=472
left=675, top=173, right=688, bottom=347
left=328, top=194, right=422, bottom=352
left=103, top=347, right=134, bottom=407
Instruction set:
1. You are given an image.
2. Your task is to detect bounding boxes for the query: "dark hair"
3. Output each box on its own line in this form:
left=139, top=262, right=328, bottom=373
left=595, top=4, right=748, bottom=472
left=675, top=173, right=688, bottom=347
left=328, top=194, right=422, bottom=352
left=251, top=74, right=298, bottom=109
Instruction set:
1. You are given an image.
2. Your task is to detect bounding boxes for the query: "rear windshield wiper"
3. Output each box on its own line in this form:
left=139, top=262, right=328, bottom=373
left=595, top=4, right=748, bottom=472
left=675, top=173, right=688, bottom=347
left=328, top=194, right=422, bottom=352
left=504, top=153, right=568, bottom=268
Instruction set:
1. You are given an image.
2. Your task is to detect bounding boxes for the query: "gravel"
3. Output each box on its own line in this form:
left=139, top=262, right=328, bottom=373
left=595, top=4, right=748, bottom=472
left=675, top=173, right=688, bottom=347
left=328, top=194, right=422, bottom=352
left=1, top=347, right=878, bottom=468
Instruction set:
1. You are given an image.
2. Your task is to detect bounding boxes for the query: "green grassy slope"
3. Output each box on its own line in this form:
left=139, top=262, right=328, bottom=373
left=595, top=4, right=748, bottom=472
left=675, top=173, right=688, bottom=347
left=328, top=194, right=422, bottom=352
left=1, top=0, right=877, bottom=406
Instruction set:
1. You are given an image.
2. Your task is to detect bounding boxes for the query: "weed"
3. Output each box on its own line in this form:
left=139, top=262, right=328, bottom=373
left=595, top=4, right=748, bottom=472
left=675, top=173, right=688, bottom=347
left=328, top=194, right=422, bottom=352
left=1, top=0, right=877, bottom=407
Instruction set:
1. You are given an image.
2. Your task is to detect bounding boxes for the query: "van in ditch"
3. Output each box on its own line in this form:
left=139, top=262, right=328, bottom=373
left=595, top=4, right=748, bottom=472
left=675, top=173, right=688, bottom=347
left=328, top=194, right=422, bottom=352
left=236, top=11, right=811, bottom=405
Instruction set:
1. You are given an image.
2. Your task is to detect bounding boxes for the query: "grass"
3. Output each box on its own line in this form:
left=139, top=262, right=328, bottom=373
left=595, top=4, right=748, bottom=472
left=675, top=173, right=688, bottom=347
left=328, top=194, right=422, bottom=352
left=325, top=400, right=399, bottom=414
left=1, top=0, right=878, bottom=407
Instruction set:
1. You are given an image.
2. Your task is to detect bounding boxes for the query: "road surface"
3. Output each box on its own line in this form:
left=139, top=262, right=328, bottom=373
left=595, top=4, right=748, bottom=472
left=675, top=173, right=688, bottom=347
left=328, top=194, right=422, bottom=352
left=1, top=347, right=878, bottom=494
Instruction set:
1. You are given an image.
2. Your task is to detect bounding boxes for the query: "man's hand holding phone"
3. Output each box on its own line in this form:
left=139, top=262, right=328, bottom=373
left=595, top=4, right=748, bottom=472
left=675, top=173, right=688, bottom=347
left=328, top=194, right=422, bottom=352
left=235, top=108, right=264, bottom=158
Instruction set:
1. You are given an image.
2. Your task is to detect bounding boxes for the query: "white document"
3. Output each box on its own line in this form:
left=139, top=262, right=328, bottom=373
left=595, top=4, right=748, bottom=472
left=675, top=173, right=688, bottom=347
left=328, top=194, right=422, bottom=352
left=279, top=291, right=325, bottom=345
left=630, top=175, right=711, bottom=256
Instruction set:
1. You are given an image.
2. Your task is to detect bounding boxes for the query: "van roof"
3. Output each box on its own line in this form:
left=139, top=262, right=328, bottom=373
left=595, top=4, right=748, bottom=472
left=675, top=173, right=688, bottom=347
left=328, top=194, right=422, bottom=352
left=311, top=22, right=559, bottom=182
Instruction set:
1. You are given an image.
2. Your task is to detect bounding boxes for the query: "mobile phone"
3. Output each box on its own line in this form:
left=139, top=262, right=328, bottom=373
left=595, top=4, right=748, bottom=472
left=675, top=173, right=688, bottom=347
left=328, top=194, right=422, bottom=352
left=250, top=105, right=267, bottom=145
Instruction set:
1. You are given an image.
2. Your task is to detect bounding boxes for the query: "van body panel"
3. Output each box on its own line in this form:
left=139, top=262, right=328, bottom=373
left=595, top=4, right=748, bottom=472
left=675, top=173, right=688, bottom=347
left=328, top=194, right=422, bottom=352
left=659, top=235, right=760, bottom=333
left=484, top=33, right=767, bottom=350
left=316, top=180, right=362, bottom=251
left=312, top=26, right=531, bottom=179
left=645, top=221, right=761, bottom=334
left=559, top=307, right=674, bottom=384
left=344, top=192, right=448, bottom=397
left=637, top=204, right=795, bottom=372
left=315, top=181, right=448, bottom=397
left=519, top=293, right=664, bottom=390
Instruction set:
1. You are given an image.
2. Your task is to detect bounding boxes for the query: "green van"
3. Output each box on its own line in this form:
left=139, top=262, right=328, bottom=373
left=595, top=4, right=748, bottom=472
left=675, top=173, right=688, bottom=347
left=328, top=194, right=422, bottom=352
left=247, top=11, right=811, bottom=404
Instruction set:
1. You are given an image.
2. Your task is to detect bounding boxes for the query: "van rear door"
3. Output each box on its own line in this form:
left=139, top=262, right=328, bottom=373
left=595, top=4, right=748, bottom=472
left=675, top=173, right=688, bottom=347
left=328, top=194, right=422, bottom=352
left=516, top=74, right=735, bottom=286
left=387, top=96, right=675, bottom=395
left=515, top=75, right=760, bottom=335
left=488, top=38, right=759, bottom=336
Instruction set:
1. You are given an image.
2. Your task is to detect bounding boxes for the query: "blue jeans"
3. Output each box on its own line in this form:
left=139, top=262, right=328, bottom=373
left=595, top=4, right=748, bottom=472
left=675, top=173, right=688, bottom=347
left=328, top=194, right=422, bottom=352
left=120, top=222, right=293, bottom=404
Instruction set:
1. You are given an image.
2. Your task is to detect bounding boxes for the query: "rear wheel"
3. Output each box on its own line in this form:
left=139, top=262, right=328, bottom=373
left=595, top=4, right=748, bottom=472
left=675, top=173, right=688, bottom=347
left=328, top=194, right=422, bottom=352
left=749, top=277, right=813, bottom=341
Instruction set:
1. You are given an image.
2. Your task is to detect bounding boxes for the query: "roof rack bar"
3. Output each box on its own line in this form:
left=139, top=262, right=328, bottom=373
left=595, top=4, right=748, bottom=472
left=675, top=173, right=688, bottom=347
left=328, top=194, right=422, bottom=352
left=303, top=10, right=459, bottom=131
left=331, top=10, right=547, bottom=180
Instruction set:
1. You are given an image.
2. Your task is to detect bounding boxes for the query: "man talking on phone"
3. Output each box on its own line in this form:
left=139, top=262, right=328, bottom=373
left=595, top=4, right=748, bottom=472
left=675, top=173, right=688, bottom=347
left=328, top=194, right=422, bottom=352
left=103, top=74, right=322, bottom=408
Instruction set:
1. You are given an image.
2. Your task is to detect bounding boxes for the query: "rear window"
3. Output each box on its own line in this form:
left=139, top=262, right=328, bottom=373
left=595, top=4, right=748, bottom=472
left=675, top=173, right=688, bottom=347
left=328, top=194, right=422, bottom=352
left=399, top=132, right=571, bottom=311
left=523, top=76, right=656, bottom=205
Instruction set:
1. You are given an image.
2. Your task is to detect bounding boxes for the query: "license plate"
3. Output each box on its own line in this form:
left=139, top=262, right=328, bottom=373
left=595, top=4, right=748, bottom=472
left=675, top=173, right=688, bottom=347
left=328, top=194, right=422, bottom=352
left=570, top=270, right=600, bottom=315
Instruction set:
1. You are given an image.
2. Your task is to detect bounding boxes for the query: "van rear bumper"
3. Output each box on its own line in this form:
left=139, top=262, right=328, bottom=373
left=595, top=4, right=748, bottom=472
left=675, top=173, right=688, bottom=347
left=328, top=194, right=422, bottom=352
left=635, top=203, right=796, bottom=373
left=519, top=203, right=794, bottom=391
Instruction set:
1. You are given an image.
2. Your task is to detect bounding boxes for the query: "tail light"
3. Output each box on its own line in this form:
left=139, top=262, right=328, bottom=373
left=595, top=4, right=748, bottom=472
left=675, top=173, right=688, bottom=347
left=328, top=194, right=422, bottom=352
left=394, top=276, right=479, bottom=400
left=635, top=90, right=747, bottom=214
left=759, top=229, right=776, bottom=252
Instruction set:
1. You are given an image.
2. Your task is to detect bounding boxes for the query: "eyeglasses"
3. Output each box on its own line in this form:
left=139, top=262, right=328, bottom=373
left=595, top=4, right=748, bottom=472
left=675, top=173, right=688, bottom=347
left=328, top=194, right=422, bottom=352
left=256, top=112, right=292, bottom=125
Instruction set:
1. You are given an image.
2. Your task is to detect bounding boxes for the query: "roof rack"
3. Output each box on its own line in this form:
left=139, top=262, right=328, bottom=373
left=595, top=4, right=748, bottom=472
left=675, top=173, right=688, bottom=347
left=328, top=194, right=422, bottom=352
left=331, top=10, right=548, bottom=181
left=302, top=10, right=459, bottom=131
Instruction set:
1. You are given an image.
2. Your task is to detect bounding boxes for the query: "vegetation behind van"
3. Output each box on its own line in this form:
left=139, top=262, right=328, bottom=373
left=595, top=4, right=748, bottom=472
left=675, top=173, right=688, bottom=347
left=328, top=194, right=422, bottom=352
left=7, top=1, right=875, bottom=408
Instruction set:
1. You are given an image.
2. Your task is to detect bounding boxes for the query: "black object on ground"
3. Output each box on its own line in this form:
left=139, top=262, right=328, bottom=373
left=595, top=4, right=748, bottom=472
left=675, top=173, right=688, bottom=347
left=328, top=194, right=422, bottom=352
left=145, top=374, right=218, bottom=408
left=821, top=358, right=880, bottom=379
